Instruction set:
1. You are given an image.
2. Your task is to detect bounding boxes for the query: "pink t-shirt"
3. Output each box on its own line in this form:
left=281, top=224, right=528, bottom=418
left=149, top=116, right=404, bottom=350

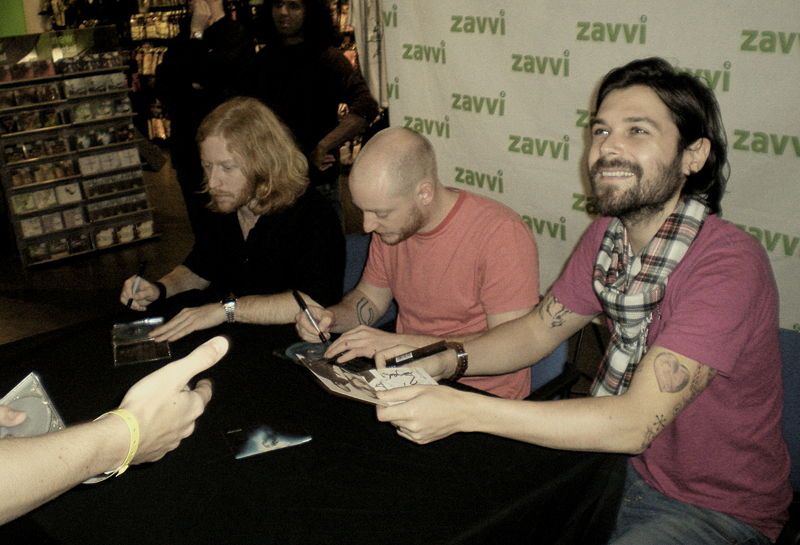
left=552, top=214, right=791, bottom=540
left=363, top=189, right=539, bottom=399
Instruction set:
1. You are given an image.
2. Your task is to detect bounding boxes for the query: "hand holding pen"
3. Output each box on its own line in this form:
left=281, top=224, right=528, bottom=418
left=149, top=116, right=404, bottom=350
left=126, top=261, right=147, bottom=309
left=292, top=290, right=330, bottom=345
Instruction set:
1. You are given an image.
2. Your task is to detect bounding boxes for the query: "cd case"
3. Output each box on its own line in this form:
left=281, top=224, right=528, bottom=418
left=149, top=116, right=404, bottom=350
left=0, top=372, right=66, bottom=438
left=112, top=317, right=171, bottom=366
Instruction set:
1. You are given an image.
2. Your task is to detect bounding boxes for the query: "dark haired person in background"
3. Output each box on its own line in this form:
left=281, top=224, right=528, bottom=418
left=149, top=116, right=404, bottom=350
left=236, top=0, right=378, bottom=205
left=375, top=58, right=791, bottom=544
left=120, top=97, right=344, bottom=341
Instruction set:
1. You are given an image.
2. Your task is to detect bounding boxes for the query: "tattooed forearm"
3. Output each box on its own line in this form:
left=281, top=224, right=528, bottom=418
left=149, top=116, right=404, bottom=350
left=537, top=293, right=573, bottom=328
left=641, top=413, right=668, bottom=450
left=641, top=354, right=717, bottom=450
left=355, top=297, right=375, bottom=325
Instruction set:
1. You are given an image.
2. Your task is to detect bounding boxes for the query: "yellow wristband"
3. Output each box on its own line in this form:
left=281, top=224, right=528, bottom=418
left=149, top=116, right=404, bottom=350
left=97, top=408, right=140, bottom=477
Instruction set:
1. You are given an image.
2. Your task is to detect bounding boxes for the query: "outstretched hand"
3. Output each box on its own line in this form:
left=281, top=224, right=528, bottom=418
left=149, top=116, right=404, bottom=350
left=117, top=335, right=228, bottom=464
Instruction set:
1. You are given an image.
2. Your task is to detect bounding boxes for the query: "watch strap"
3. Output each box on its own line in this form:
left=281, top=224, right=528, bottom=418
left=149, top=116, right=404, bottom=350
left=223, top=294, right=236, bottom=323
left=445, top=341, right=468, bottom=382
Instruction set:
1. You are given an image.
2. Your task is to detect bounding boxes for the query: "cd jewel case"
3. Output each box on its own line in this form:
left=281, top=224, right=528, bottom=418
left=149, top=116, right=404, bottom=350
left=0, top=372, right=66, bottom=438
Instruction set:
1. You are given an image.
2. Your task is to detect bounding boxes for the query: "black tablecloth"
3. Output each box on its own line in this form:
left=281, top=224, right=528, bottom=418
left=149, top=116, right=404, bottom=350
left=0, top=314, right=624, bottom=545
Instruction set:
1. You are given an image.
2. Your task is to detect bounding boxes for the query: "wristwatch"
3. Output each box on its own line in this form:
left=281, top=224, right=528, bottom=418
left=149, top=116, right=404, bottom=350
left=445, top=341, right=468, bottom=381
left=222, top=293, right=237, bottom=323
left=190, top=30, right=204, bottom=40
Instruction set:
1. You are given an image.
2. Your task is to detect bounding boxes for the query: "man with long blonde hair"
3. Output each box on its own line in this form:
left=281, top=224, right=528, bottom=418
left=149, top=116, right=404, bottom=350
left=120, top=97, right=344, bottom=341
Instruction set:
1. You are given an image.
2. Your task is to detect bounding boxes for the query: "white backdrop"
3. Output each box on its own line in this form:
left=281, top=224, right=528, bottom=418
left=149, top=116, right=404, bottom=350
left=373, top=1, right=800, bottom=331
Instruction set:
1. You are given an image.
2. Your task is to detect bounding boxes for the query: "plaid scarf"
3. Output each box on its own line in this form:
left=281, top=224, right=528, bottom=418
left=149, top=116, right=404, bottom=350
left=591, top=198, right=709, bottom=396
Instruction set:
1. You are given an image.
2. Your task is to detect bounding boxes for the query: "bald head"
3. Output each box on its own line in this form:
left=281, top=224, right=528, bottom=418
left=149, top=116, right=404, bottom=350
left=351, top=127, right=439, bottom=196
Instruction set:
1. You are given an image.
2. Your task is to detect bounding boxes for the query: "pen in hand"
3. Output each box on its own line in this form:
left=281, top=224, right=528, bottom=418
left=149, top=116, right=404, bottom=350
left=126, top=261, right=147, bottom=309
left=292, top=290, right=329, bottom=345
left=385, top=340, right=449, bottom=367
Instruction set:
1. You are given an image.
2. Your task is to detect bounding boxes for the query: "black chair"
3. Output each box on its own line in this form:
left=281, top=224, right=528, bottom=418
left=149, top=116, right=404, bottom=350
left=777, top=328, right=800, bottom=545
left=527, top=331, right=584, bottom=401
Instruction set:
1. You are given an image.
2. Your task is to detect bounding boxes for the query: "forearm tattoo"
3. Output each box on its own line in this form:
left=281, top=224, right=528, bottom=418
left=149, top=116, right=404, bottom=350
left=641, top=353, right=716, bottom=450
left=355, top=297, right=375, bottom=325
left=537, top=293, right=572, bottom=328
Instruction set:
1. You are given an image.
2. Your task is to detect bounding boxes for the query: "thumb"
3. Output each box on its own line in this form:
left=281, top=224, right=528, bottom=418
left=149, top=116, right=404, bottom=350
left=158, top=336, right=229, bottom=388
left=0, top=405, right=27, bottom=427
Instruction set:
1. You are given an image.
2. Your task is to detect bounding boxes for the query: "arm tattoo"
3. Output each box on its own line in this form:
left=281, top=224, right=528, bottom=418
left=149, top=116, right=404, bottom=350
left=355, top=297, right=375, bottom=325
left=536, top=294, right=573, bottom=328
left=641, top=355, right=717, bottom=450
left=653, top=353, right=690, bottom=393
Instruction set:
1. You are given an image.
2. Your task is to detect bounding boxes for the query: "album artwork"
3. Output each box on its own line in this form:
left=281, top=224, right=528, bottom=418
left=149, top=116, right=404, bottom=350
left=0, top=372, right=66, bottom=438
left=224, top=425, right=312, bottom=460
left=294, top=348, right=437, bottom=406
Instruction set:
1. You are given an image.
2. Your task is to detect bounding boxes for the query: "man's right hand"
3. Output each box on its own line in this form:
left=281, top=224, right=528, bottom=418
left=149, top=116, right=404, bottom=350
left=114, top=336, right=227, bottom=466
left=119, top=276, right=160, bottom=311
left=294, top=305, right=335, bottom=343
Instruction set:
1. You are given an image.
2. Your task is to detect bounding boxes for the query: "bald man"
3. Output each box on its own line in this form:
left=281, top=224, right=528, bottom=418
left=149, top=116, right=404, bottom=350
left=296, top=127, right=540, bottom=399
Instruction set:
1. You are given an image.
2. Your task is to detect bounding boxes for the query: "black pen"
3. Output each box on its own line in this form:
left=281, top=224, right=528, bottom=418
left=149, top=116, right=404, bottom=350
left=385, top=340, right=448, bottom=367
left=292, top=290, right=328, bottom=345
left=126, top=261, right=147, bottom=309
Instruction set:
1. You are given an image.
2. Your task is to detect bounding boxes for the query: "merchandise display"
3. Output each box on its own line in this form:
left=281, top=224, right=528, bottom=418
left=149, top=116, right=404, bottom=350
left=0, top=28, right=158, bottom=266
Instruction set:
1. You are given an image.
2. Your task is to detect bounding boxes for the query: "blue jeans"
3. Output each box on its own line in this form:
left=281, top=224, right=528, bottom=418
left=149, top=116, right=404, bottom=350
left=607, top=462, right=772, bottom=545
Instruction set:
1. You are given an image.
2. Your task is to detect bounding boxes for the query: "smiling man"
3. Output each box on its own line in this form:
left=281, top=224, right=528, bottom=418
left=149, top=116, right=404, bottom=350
left=295, top=127, right=540, bottom=400
left=374, top=58, right=791, bottom=544
left=120, top=97, right=344, bottom=341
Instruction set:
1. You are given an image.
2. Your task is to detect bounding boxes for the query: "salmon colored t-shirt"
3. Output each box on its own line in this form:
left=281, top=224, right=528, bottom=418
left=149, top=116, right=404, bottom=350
left=363, top=189, right=539, bottom=399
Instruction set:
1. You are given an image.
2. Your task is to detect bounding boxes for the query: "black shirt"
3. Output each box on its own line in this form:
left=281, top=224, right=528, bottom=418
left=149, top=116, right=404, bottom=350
left=183, top=188, right=344, bottom=306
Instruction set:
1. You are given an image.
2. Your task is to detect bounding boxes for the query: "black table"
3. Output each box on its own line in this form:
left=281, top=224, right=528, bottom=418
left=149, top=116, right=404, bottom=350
left=0, top=314, right=624, bottom=545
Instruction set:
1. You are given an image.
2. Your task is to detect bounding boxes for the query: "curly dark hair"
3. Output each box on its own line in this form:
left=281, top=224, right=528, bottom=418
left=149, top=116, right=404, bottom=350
left=595, top=57, right=729, bottom=214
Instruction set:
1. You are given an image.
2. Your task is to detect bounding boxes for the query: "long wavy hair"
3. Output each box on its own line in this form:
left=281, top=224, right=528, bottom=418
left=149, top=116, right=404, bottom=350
left=197, top=96, right=309, bottom=215
left=595, top=57, right=729, bottom=214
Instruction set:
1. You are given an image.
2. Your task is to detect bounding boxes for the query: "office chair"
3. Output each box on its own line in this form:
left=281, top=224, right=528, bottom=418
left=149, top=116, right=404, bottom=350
left=777, top=328, right=800, bottom=545
left=344, top=233, right=396, bottom=329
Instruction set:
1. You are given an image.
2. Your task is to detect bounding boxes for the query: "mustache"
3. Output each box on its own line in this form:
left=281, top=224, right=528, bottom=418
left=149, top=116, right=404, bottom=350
left=589, top=158, right=643, bottom=180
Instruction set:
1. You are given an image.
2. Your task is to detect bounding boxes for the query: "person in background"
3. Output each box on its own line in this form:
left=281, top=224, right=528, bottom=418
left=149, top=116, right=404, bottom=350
left=120, top=97, right=344, bottom=342
left=235, top=0, right=378, bottom=207
left=373, top=58, right=791, bottom=544
left=156, top=0, right=254, bottom=234
left=0, top=336, right=227, bottom=525
left=296, top=127, right=540, bottom=400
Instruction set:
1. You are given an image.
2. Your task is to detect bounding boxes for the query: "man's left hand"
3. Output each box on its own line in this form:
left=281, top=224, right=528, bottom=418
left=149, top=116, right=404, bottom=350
left=151, top=304, right=226, bottom=342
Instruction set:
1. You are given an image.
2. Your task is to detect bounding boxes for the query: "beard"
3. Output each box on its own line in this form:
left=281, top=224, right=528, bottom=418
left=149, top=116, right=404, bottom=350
left=589, top=153, right=684, bottom=222
left=206, top=182, right=254, bottom=214
left=377, top=204, right=426, bottom=246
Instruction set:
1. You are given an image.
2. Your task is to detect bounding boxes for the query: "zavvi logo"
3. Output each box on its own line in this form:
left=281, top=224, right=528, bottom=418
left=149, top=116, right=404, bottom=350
left=450, top=10, right=505, bottom=35
left=454, top=167, right=503, bottom=193
left=403, top=115, right=450, bottom=139
left=512, top=50, right=569, bottom=77
left=741, top=30, right=799, bottom=54
left=576, top=16, right=647, bottom=44
left=451, top=91, right=505, bottom=116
